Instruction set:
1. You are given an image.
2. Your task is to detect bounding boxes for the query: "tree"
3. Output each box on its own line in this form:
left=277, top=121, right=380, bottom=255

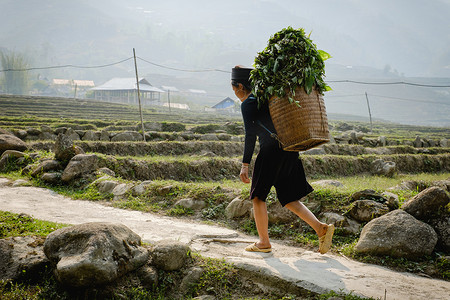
left=0, top=50, right=30, bottom=95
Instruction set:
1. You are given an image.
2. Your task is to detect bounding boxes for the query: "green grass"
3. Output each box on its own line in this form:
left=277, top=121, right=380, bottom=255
left=2, top=94, right=449, bottom=298
left=0, top=211, right=68, bottom=238
left=2, top=211, right=349, bottom=300
left=341, top=241, right=450, bottom=280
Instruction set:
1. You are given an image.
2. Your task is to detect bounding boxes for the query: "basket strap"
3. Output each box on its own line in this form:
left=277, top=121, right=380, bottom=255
left=257, top=120, right=284, bottom=146
left=316, top=93, right=326, bottom=132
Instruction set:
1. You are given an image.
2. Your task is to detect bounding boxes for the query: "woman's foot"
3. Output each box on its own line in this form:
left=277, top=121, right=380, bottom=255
left=245, top=242, right=272, bottom=253
left=318, top=224, right=335, bottom=254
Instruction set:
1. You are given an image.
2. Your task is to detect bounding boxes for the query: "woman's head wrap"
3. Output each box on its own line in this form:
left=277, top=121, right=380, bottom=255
left=231, top=67, right=252, bottom=82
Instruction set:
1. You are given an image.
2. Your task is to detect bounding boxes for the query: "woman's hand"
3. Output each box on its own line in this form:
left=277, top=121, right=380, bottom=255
left=240, top=164, right=250, bottom=183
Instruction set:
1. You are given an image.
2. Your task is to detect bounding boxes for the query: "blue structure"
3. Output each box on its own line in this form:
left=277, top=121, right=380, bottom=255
left=212, top=97, right=235, bottom=109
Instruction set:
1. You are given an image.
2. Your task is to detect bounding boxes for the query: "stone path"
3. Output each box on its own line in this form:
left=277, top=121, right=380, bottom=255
left=1, top=178, right=449, bottom=299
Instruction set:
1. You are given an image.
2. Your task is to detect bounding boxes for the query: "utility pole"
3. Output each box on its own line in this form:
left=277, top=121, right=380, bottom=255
left=167, top=89, right=171, bottom=113
left=365, top=92, right=373, bottom=133
left=73, top=83, right=78, bottom=99
left=133, top=48, right=146, bottom=142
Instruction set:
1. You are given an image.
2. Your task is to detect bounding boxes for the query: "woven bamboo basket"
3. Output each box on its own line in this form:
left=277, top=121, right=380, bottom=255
left=268, top=87, right=330, bottom=151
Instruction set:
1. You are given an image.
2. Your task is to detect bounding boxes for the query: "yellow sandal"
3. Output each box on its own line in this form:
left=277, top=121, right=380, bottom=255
left=318, top=224, right=335, bottom=254
left=245, top=242, right=272, bottom=253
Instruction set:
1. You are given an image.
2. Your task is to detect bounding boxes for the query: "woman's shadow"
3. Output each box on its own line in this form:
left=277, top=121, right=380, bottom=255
left=259, top=251, right=353, bottom=295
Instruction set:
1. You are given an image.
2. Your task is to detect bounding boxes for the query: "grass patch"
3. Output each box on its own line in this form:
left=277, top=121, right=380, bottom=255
left=2, top=166, right=449, bottom=281
left=0, top=211, right=68, bottom=238
left=336, top=173, right=449, bottom=193
left=167, top=205, right=194, bottom=216
left=193, top=255, right=240, bottom=299
left=34, top=178, right=112, bottom=201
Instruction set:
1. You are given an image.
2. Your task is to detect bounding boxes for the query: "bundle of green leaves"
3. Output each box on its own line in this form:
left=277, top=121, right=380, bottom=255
left=250, top=27, right=331, bottom=106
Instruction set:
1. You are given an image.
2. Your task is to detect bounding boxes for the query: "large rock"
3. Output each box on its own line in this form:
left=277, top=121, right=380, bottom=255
left=135, top=265, right=159, bottom=289
left=351, top=189, right=386, bottom=202
left=225, top=197, right=252, bottom=218
left=354, top=210, right=438, bottom=259
left=321, top=212, right=361, bottom=235
left=180, top=266, right=204, bottom=293
left=53, top=133, right=76, bottom=163
left=267, top=201, right=298, bottom=224
left=14, top=129, right=28, bottom=140
left=31, top=159, right=61, bottom=177
left=151, top=240, right=191, bottom=271
left=0, top=150, right=26, bottom=172
left=41, top=172, right=62, bottom=184
left=199, top=134, right=219, bottom=141
left=431, top=179, right=450, bottom=192
left=100, top=130, right=111, bottom=141
left=61, top=154, right=98, bottom=182
left=39, top=131, right=57, bottom=141
left=0, top=235, right=48, bottom=281
left=44, top=222, right=149, bottom=287
left=175, top=198, right=207, bottom=210
left=381, top=191, right=400, bottom=210
left=429, top=212, right=450, bottom=252
left=112, top=183, right=134, bottom=200
left=65, top=128, right=80, bottom=141
left=388, top=180, right=428, bottom=192
left=311, top=179, right=344, bottom=188
left=1, top=149, right=26, bottom=159
left=96, top=167, right=116, bottom=177
left=0, top=134, right=28, bottom=155
left=346, top=200, right=390, bottom=222
left=132, top=180, right=153, bottom=196
left=371, top=159, right=396, bottom=177
left=82, top=130, right=100, bottom=141
left=96, top=179, right=120, bottom=194
left=0, top=128, right=12, bottom=135
left=111, top=131, right=143, bottom=142
left=143, top=122, right=163, bottom=131
left=402, top=187, right=449, bottom=221
left=26, top=127, right=41, bottom=137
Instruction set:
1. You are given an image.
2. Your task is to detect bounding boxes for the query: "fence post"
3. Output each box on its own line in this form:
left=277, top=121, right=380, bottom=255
left=133, top=48, right=146, bottom=142
left=365, top=92, right=373, bottom=133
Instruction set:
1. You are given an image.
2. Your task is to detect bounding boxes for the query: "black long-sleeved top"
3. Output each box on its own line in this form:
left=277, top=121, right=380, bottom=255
left=241, top=94, right=280, bottom=164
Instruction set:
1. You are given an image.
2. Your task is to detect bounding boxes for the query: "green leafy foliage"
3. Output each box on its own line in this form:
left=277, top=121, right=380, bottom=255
left=250, top=27, right=330, bottom=105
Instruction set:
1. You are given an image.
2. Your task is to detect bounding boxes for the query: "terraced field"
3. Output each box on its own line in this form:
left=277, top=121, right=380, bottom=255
left=1, top=94, right=449, bottom=181
left=1, top=95, right=450, bottom=282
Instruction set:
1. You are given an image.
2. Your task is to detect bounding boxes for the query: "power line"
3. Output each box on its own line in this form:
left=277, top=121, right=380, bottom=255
left=2, top=56, right=450, bottom=88
left=0, top=57, right=134, bottom=72
left=327, top=79, right=450, bottom=88
left=137, top=56, right=230, bottom=73
left=325, top=92, right=450, bottom=106
left=369, top=93, right=450, bottom=105
left=325, top=94, right=362, bottom=98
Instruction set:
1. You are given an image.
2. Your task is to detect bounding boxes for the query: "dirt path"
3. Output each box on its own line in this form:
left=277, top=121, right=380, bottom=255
left=1, top=177, right=449, bottom=299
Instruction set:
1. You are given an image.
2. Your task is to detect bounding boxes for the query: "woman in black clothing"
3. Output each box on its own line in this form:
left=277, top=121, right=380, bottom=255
left=231, top=66, right=334, bottom=254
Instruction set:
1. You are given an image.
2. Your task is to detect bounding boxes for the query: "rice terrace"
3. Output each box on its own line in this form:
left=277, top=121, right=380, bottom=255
left=1, top=94, right=449, bottom=299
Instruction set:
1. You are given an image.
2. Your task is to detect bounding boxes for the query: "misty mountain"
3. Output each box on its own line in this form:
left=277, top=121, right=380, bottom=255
left=0, top=0, right=449, bottom=126
left=2, top=0, right=450, bottom=76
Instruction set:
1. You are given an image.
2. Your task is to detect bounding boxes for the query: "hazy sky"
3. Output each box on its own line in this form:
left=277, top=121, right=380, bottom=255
left=1, top=0, right=449, bottom=77
left=1, top=0, right=449, bottom=125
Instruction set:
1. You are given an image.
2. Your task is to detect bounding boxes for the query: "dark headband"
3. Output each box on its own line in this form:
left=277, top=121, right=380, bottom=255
left=231, top=67, right=253, bottom=82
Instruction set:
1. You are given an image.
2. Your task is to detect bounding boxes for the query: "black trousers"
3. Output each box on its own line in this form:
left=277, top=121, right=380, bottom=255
left=250, top=147, right=313, bottom=206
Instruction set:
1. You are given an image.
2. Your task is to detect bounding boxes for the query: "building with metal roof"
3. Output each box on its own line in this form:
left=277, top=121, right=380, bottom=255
left=91, top=78, right=164, bottom=104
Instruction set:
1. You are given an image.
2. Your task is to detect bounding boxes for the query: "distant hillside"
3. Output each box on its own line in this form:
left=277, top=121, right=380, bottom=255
left=2, top=0, right=450, bottom=79
left=1, top=0, right=449, bottom=126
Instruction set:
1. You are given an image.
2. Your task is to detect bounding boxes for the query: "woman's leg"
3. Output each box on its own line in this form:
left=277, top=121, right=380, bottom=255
left=285, top=200, right=328, bottom=237
left=252, top=197, right=271, bottom=248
